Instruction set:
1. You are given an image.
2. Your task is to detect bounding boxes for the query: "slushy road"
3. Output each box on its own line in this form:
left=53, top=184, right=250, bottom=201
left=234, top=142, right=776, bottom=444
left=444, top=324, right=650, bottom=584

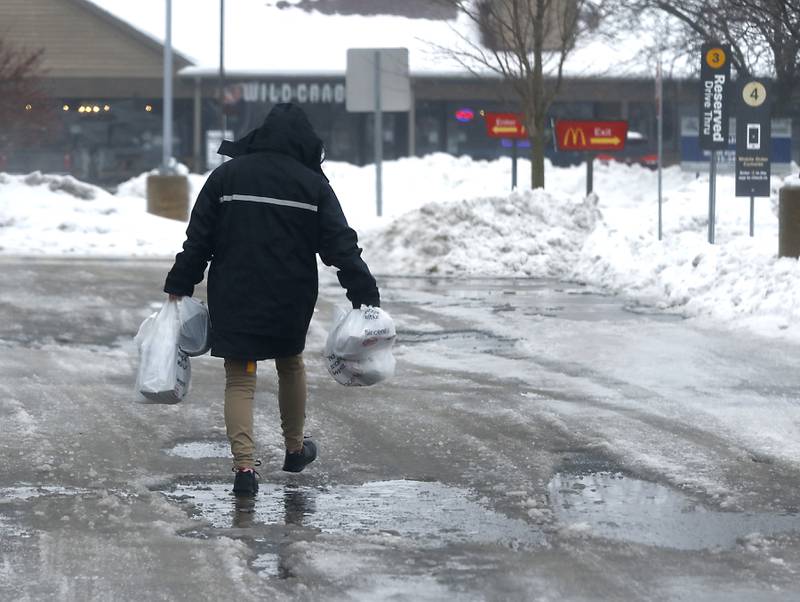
left=2, top=257, right=800, bottom=601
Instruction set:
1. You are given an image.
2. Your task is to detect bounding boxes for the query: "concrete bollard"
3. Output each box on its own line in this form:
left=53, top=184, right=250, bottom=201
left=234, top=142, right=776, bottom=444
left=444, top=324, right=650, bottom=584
left=779, top=184, right=800, bottom=258
left=146, top=174, right=189, bottom=222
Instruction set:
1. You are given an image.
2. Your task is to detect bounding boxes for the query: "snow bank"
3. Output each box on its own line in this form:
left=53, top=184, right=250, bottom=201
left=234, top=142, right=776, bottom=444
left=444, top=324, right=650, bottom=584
left=0, top=172, right=186, bottom=256
left=363, top=189, right=599, bottom=278
left=571, top=166, right=800, bottom=339
left=3, top=154, right=800, bottom=342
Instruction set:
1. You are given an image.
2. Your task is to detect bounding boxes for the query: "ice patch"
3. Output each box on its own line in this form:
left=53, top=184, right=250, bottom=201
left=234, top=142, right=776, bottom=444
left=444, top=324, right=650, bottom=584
left=0, top=486, right=88, bottom=502
left=0, top=515, right=30, bottom=538
left=165, top=441, right=230, bottom=459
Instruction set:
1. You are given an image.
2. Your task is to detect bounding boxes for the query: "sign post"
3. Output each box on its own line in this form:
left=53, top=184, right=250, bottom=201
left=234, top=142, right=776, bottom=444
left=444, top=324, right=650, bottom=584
left=484, top=112, right=527, bottom=190
left=346, top=48, right=411, bottom=217
left=699, top=43, right=732, bottom=244
left=553, top=119, right=629, bottom=195
left=656, top=58, right=664, bottom=240
left=735, top=78, right=771, bottom=237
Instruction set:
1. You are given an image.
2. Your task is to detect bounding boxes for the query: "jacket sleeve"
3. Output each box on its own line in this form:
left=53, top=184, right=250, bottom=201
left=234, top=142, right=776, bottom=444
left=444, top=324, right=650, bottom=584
left=317, top=182, right=380, bottom=309
left=163, top=173, right=221, bottom=297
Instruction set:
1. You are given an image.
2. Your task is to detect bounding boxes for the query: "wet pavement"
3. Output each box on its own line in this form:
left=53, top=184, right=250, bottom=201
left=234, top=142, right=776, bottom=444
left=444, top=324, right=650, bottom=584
left=2, top=257, right=800, bottom=600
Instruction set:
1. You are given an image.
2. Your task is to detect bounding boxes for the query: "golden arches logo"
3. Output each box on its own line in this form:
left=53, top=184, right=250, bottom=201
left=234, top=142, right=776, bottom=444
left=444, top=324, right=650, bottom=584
left=563, top=127, right=587, bottom=147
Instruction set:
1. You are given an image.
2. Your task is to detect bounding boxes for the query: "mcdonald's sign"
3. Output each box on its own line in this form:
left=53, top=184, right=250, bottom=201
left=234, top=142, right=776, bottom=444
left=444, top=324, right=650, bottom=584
left=554, top=120, right=628, bottom=151
left=484, top=112, right=528, bottom=139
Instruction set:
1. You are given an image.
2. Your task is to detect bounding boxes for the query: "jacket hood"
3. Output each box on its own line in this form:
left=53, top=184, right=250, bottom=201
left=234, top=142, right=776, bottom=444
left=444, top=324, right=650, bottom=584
left=217, top=103, right=328, bottom=180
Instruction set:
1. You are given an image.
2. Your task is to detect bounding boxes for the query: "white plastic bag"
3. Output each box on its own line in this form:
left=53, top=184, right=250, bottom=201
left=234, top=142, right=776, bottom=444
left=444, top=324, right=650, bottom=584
left=134, top=300, right=191, bottom=403
left=324, top=306, right=396, bottom=386
left=177, top=297, right=211, bottom=357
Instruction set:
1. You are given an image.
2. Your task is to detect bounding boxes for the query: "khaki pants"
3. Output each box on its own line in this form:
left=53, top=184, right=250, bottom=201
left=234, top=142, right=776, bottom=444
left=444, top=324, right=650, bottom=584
left=224, top=355, right=306, bottom=469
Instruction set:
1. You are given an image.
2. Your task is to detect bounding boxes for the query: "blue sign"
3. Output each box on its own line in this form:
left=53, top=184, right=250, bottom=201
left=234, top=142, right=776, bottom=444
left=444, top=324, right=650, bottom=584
left=501, top=139, right=531, bottom=148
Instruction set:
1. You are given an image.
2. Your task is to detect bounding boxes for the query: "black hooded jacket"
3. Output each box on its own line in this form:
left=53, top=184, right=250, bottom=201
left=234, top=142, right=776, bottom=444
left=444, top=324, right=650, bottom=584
left=164, top=103, right=380, bottom=359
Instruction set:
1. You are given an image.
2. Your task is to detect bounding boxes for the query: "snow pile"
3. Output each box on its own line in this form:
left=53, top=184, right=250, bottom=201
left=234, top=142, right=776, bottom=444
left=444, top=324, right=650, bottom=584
left=0, top=172, right=187, bottom=256
left=325, top=153, right=522, bottom=230
left=363, top=188, right=599, bottom=278
left=4, top=154, right=800, bottom=340
left=572, top=167, right=800, bottom=337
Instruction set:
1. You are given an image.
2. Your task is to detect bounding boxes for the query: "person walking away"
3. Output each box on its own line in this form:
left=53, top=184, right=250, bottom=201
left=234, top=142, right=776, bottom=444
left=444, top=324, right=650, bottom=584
left=163, top=103, right=380, bottom=496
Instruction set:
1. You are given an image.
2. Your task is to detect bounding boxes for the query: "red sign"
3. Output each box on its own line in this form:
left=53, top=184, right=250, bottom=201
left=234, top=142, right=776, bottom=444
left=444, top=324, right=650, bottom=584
left=455, top=108, right=475, bottom=122
left=485, top=112, right=527, bottom=139
left=554, top=120, right=628, bottom=151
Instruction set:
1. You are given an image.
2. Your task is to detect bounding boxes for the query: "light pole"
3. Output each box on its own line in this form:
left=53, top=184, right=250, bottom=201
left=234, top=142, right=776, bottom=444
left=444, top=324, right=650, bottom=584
left=162, top=0, right=173, bottom=173
left=219, top=0, right=226, bottom=137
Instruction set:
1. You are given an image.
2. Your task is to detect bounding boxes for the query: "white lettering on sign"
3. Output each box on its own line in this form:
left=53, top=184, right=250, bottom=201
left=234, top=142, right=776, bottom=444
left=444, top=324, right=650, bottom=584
left=234, top=82, right=346, bottom=104
left=702, top=74, right=727, bottom=142
left=594, top=127, right=611, bottom=136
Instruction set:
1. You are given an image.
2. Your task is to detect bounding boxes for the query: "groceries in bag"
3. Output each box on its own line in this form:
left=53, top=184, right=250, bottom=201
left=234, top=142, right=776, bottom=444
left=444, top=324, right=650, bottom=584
left=134, top=299, right=191, bottom=403
left=177, top=297, right=211, bottom=357
left=324, top=306, right=396, bottom=386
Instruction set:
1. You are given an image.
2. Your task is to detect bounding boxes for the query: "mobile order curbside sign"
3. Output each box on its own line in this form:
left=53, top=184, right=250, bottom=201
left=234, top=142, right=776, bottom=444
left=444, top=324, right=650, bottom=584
left=699, top=43, right=732, bottom=150
left=735, top=79, right=771, bottom=198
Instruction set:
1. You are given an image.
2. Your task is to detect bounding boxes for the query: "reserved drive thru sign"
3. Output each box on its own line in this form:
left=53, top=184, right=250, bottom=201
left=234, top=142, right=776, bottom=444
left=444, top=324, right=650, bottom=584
left=554, top=120, right=628, bottom=151
left=699, top=43, right=731, bottom=150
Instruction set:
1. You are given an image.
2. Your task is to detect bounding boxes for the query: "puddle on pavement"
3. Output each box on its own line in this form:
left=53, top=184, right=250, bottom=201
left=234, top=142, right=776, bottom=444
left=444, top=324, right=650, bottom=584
left=549, top=460, right=800, bottom=550
left=161, top=479, right=543, bottom=550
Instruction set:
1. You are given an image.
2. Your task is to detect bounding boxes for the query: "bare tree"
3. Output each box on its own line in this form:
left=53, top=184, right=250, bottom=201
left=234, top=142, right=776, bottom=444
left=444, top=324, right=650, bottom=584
left=626, top=0, right=800, bottom=113
left=434, top=0, right=596, bottom=189
left=0, top=38, right=53, bottom=153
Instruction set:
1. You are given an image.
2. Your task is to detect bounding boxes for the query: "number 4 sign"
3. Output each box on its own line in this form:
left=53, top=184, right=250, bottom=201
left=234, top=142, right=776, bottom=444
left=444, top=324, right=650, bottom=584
left=735, top=78, right=772, bottom=237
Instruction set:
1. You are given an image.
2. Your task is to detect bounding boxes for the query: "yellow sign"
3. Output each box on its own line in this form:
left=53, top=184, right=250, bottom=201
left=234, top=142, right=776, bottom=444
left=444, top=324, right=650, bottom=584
left=742, top=81, right=767, bottom=107
left=563, top=128, right=587, bottom=147
left=705, top=47, right=727, bottom=69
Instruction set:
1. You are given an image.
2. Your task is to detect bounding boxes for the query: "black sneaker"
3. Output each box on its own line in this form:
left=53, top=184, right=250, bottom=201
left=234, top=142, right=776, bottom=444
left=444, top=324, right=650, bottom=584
left=232, top=468, right=259, bottom=496
left=282, top=439, right=317, bottom=473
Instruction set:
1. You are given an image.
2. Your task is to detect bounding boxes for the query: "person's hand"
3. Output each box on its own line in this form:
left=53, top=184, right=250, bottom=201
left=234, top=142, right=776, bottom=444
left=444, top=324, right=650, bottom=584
left=168, top=294, right=183, bottom=302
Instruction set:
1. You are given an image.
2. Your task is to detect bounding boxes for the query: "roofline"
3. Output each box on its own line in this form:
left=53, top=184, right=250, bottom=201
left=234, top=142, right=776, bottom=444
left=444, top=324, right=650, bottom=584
left=67, top=0, right=194, bottom=68
left=179, top=66, right=690, bottom=82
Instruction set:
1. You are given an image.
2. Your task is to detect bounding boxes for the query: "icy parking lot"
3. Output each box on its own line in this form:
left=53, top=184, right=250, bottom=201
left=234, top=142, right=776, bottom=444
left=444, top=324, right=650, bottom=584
left=2, top=257, right=800, bottom=600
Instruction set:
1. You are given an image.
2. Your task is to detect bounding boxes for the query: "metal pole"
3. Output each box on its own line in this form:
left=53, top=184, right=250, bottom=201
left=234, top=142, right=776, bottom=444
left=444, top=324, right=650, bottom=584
left=408, top=87, right=416, bottom=158
left=511, top=141, right=518, bottom=189
left=656, top=59, right=663, bottom=241
left=708, top=150, right=717, bottom=244
left=162, top=0, right=173, bottom=173
left=219, top=0, right=226, bottom=137
left=750, top=195, right=755, bottom=237
left=374, top=51, right=383, bottom=217
left=193, top=77, right=202, bottom=172
left=586, top=154, right=594, bottom=196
